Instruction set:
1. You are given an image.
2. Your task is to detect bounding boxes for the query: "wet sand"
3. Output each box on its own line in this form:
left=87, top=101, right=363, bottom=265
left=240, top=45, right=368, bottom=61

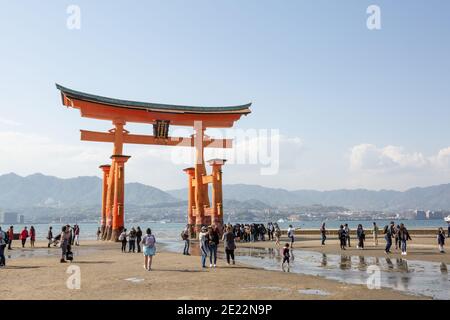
left=1, top=240, right=426, bottom=300
left=243, top=234, right=450, bottom=264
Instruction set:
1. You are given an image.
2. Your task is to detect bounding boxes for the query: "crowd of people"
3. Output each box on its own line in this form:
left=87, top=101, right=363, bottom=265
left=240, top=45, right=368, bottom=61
left=0, top=224, right=81, bottom=267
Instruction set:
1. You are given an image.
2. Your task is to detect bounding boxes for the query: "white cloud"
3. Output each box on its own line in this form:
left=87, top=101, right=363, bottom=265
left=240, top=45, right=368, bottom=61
left=0, top=117, right=22, bottom=126
left=350, top=144, right=429, bottom=172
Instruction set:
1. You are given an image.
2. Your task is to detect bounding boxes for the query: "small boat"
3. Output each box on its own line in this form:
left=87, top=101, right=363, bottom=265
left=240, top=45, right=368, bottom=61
left=444, top=215, right=450, bottom=223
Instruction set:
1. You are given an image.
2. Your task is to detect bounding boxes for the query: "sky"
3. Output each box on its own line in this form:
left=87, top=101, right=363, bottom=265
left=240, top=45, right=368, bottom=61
left=0, top=0, right=450, bottom=191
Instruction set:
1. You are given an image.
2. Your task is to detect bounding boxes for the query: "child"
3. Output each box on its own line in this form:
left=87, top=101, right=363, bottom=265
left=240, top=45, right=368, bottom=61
left=338, top=225, right=346, bottom=250
left=438, top=227, right=445, bottom=253
left=281, top=243, right=290, bottom=272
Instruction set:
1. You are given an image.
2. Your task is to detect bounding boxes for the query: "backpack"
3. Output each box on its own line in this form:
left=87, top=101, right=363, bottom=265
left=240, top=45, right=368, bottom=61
left=66, top=250, right=73, bottom=261
left=181, top=231, right=188, bottom=240
left=144, top=235, right=155, bottom=248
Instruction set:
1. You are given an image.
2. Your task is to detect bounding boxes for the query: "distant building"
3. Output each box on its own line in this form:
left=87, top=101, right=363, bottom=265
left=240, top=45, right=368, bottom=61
left=1, top=212, right=18, bottom=224
left=427, top=211, right=444, bottom=220
left=18, top=214, right=25, bottom=224
left=415, top=210, right=427, bottom=220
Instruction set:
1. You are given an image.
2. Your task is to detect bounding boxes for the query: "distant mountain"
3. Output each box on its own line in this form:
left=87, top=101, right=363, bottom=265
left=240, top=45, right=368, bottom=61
left=0, top=173, right=178, bottom=209
left=168, top=183, right=450, bottom=211
left=2, top=173, right=450, bottom=212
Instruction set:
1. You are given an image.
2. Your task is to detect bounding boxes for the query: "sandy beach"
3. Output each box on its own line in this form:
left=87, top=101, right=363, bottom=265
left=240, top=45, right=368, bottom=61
left=3, top=234, right=447, bottom=300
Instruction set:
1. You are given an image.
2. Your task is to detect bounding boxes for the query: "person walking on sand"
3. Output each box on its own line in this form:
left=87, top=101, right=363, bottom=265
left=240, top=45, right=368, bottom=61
left=222, top=225, right=236, bottom=265
left=29, top=226, right=36, bottom=248
left=373, top=222, right=379, bottom=246
left=207, top=225, right=219, bottom=268
left=74, top=225, right=80, bottom=246
left=356, top=224, right=365, bottom=249
left=338, top=225, right=346, bottom=250
left=20, top=227, right=28, bottom=248
left=119, top=228, right=128, bottom=253
left=7, top=226, right=14, bottom=250
left=59, top=226, right=71, bottom=263
left=274, top=224, right=282, bottom=246
left=398, top=223, right=411, bottom=256
left=344, top=224, right=351, bottom=247
left=0, top=226, right=8, bottom=267
left=320, top=223, right=327, bottom=245
left=199, top=226, right=209, bottom=268
left=128, top=227, right=137, bottom=253
left=96, top=227, right=101, bottom=240
left=136, top=226, right=142, bottom=253
left=281, top=243, right=290, bottom=272
left=47, top=226, right=53, bottom=248
left=141, top=228, right=156, bottom=271
left=181, top=225, right=190, bottom=255
left=287, top=225, right=295, bottom=248
left=384, top=221, right=395, bottom=254
left=438, top=227, right=446, bottom=253
left=394, top=224, right=401, bottom=250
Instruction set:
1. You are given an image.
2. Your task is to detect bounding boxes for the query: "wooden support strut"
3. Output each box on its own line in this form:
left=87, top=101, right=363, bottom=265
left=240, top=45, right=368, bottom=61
left=99, top=165, right=111, bottom=238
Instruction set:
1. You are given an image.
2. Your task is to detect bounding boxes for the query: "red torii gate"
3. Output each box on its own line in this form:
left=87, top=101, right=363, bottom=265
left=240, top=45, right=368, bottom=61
left=56, top=84, right=251, bottom=240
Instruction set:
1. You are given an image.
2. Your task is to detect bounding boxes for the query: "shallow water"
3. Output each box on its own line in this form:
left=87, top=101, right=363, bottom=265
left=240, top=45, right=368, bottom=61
left=163, top=240, right=450, bottom=300
left=5, top=246, right=97, bottom=260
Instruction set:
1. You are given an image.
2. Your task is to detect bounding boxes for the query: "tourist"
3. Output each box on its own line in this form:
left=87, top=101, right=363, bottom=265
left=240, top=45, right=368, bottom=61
left=384, top=221, right=395, bottom=254
left=447, top=222, right=450, bottom=239
left=136, top=226, right=143, bottom=253
left=128, top=227, right=137, bottom=253
left=222, top=225, right=236, bottom=265
left=199, top=226, right=209, bottom=268
left=438, top=227, right=446, bottom=253
left=344, top=224, right=351, bottom=247
left=47, top=226, right=53, bottom=248
left=281, top=243, right=290, bottom=272
left=69, top=225, right=74, bottom=246
left=60, top=226, right=71, bottom=263
left=320, top=223, right=326, bottom=245
left=338, top=225, right=346, bottom=250
left=356, top=224, right=365, bottom=249
left=7, top=226, right=14, bottom=250
left=181, top=225, right=190, bottom=255
left=20, top=227, right=28, bottom=248
left=274, top=224, right=282, bottom=246
left=207, top=225, right=220, bottom=268
left=394, top=224, right=401, bottom=250
left=0, top=226, right=8, bottom=267
left=119, top=228, right=128, bottom=253
left=29, top=226, right=36, bottom=248
left=398, top=223, right=411, bottom=256
left=373, top=222, right=379, bottom=246
left=74, top=225, right=80, bottom=246
left=267, top=222, right=274, bottom=241
left=96, top=227, right=101, bottom=240
left=287, top=225, right=295, bottom=247
left=141, top=228, right=156, bottom=271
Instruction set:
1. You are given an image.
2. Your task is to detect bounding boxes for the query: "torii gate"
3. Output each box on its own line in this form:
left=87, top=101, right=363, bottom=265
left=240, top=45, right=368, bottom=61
left=56, top=84, right=251, bottom=240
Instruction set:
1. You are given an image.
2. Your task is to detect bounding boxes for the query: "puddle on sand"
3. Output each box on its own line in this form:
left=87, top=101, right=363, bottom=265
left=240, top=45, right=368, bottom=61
left=124, top=277, right=145, bottom=283
left=162, top=240, right=450, bottom=300
left=298, top=289, right=331, bottom=296
left=235, top=246, right=450, bottom=300
left=6, top=247, right=98, bottom=260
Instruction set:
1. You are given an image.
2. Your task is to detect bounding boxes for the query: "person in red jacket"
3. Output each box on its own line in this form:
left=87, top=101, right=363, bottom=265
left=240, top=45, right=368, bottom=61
left=7, top=226, right=14, bottom=250
left=20, top=227, right=29, bottom=248
left=29, top=226, right=36, bottom=248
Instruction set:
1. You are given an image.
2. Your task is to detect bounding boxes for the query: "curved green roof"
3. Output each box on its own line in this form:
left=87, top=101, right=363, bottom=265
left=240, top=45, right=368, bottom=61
left=56, top=83, right=251, bottom=114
